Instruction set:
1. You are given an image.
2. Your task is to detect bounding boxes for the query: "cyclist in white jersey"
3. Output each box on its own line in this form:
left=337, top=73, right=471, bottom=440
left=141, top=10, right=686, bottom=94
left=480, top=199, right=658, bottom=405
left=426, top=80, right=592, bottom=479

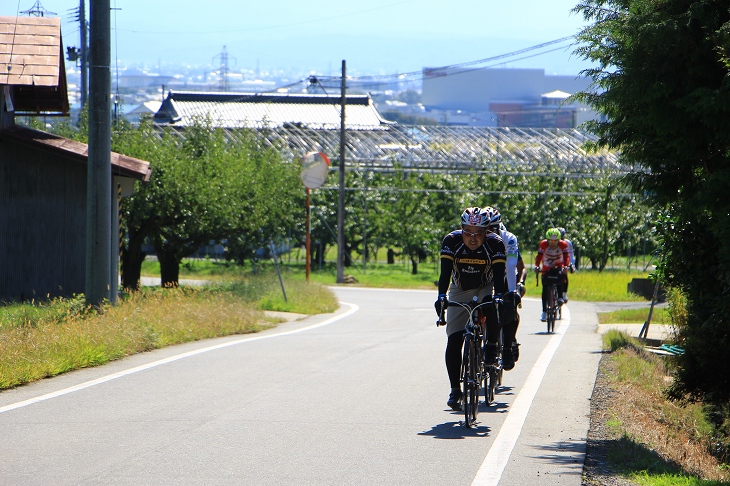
left=483, top=207, right=522, bottom=369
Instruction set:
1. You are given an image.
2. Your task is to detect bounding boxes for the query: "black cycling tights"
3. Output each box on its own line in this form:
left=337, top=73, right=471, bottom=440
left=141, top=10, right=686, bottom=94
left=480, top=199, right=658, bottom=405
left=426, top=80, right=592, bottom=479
left=445, top=331, right=465, bottom=389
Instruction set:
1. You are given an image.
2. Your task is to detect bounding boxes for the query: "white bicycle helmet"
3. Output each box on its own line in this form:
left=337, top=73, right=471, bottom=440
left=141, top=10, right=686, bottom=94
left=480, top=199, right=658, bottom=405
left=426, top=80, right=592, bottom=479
left=481, top=206, right=502, bottom=230
left=461, top=207, right=488, bottom=227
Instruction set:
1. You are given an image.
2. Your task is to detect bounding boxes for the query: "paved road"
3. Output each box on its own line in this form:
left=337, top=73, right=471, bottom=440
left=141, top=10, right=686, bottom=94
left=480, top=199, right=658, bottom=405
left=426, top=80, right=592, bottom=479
left=0, top=287, right=607, bottom=485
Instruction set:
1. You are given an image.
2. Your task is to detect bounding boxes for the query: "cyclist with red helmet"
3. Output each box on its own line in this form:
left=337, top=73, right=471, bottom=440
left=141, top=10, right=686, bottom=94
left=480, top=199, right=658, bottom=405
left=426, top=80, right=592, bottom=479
left=534, top=228, right=570, bottom=321
left=435, top=207, right=507, bottom=411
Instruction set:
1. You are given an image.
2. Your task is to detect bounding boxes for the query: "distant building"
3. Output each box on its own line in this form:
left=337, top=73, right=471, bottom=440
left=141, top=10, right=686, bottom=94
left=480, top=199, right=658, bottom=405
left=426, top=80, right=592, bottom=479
left=153, top=91, right=394, bottom=130
left=421, top=67, right=599, bottom=128
left=125, top=100, right=163, bottom=124
left=117, top=68, right=175, bottom=90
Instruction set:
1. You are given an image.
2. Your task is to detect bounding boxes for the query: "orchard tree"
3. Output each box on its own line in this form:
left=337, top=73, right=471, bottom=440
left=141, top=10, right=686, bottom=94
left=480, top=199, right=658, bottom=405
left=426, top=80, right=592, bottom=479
left=113, top=118, right=301, bottom=288
left=574, top=0, right=730, bottom=403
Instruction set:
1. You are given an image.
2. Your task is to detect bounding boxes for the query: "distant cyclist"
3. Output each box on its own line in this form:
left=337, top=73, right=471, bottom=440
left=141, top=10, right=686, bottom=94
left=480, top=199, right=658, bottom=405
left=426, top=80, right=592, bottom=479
left=435, top=207, right=507, bottom=411
left=483, top=206, right=522, bottom=369
left=557, top=227, right=576, bottom=302
left=534, top=228, right=570, bottom=322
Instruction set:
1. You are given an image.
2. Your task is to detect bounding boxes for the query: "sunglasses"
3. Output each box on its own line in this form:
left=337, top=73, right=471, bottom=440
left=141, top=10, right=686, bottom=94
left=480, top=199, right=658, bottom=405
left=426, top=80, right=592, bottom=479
left=463, top=230, right=486, bottom=238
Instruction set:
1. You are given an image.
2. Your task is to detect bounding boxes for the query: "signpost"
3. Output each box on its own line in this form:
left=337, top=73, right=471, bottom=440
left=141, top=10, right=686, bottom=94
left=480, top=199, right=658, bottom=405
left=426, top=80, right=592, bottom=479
left=300, top=151, right=330, bottom=282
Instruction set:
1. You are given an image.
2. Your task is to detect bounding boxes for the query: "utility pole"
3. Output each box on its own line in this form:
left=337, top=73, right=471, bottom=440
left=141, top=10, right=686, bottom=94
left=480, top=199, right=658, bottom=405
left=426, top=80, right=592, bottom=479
left=85, top=0, right=112, bottom=306
left=336, top=60, right=346, bottom=283
left=79, top=0, right=88, bottom=108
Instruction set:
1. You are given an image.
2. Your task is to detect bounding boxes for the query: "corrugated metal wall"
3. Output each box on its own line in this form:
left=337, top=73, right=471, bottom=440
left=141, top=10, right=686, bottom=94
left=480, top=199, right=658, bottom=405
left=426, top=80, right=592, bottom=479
left=0, top=141, right=86, bottom=301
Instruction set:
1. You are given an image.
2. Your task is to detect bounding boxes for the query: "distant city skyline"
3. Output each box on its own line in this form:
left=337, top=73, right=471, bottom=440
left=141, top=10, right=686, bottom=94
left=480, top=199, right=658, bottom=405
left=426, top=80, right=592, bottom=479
left=5, top=0, right=597, bottom=83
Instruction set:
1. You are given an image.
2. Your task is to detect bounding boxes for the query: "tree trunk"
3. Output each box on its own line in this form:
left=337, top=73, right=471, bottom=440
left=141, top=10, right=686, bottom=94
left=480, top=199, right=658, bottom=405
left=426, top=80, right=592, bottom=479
left=411, top=255, right=418, bottom=275
left=121, top=229, right=147, bottom=291
left=387, top=248, right=395, bottom=264
left=157, top=248, right=180, bottom=287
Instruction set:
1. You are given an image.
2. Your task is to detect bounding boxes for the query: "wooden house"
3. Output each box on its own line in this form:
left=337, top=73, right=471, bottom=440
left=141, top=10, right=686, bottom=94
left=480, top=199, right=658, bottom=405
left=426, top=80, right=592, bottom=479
left=0, top=16, right=151, bottom=301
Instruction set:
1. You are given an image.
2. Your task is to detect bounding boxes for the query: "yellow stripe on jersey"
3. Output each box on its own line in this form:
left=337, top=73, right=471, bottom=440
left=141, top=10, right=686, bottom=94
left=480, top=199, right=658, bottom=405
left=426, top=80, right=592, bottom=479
left=441, top=254, right=455, bottom=261
left=457, top=258, right=487, bottom=265
left=492, top=258, right=507, bottom=264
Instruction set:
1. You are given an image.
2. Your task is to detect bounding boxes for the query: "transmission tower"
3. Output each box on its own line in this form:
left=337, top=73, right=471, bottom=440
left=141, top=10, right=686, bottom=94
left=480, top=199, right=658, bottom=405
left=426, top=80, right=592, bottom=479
left=212, top=45, right=236, bottom=92
left=20, top=0, right=56, bottom=16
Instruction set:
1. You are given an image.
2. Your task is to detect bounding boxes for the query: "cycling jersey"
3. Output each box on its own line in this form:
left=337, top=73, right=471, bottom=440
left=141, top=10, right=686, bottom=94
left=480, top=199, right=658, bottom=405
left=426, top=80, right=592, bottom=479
left=563, top=238, right=576, bottom=266
left=535, top=239, right=570, bottom=274
left=438, top=230, right=507, bottom=294
left=498, top=227, right=519, bottom=291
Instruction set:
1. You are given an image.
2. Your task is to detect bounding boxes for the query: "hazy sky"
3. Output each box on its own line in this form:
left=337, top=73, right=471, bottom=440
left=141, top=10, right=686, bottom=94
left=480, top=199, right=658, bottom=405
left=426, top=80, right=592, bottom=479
left=6, top=0, right=595, bottom=78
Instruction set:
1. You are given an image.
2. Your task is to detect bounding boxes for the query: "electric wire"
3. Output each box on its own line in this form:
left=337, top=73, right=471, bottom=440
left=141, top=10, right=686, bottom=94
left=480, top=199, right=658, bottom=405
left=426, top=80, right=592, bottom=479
left=262, top=36, right=577, bottom=94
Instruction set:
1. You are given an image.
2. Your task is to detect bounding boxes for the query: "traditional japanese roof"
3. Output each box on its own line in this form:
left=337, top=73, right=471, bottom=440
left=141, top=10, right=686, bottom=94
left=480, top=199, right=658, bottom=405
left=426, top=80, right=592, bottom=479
left=0, top=124, right=151, bottom=181
left=0, top=16, right=68, bottom=115
left=153, top=91, right=394, bottom=130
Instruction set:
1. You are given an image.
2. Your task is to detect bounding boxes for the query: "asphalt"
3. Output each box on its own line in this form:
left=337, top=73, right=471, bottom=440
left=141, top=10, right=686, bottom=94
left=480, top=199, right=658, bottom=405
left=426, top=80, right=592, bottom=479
left=150, top=276, right=675, bottom=343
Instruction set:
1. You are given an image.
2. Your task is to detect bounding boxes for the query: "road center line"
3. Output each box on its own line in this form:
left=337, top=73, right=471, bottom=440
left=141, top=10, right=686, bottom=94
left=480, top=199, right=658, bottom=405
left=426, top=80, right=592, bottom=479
left=472, top=306, right=571, bottom=486
left=0, top=302, right=359, bottom=415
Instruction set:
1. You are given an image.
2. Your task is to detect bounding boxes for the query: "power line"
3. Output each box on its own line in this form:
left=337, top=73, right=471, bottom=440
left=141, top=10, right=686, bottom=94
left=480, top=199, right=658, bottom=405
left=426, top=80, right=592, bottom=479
left=314, top=36, right=575, bottom=82
left=316, top=186, right=638, bottom=198
left=263, top=36, right=577, bottom=94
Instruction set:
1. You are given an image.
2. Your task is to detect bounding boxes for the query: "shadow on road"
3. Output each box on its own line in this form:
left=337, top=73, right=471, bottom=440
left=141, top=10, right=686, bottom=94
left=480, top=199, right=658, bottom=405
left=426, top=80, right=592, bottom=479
left=531, top=439, right=586, bottom=467
left=418, top=416, right=492, bottom=439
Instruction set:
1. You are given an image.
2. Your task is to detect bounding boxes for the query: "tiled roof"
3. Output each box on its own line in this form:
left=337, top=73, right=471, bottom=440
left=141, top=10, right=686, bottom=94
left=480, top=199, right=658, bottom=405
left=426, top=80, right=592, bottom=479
left=0, top=125, right=151, bottom=181
left=0, top=16, right=63, bottom=87
left=0, top=16, right=68, bottom=115
left=154, top=91, right=394, bottom=130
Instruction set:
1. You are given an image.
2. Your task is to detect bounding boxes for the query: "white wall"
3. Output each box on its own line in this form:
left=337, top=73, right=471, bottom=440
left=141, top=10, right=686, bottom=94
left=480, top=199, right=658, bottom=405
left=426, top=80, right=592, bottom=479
left=422, top=67, right=593, bottom=114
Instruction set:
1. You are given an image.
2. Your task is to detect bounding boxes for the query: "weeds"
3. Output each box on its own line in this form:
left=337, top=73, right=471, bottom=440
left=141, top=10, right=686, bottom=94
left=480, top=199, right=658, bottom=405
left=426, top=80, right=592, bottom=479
left=0, top=274, right=338, bottom=390
left=601, top=332, right=730, bottom=484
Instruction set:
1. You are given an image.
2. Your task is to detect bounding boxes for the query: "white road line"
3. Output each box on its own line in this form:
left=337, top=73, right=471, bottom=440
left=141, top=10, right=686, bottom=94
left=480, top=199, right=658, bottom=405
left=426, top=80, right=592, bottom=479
left=472, top=306, right=571, bottom=486
left=0, top=302, right=359, bottom=415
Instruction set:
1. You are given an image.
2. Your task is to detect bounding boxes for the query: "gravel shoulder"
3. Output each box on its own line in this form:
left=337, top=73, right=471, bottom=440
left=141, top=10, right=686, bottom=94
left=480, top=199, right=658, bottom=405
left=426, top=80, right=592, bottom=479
left=582, top=353, right=637, bottom=486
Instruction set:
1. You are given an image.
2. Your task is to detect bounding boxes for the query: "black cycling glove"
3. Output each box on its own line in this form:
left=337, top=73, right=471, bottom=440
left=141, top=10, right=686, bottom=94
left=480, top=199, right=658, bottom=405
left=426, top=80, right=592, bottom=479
left=434, top=294, right=448, bottom=316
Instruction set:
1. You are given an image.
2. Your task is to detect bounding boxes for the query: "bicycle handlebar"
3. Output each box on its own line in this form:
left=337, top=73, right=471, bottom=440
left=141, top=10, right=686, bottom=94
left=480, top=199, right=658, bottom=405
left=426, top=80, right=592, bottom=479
left=436, top=295, right=508, bottom=327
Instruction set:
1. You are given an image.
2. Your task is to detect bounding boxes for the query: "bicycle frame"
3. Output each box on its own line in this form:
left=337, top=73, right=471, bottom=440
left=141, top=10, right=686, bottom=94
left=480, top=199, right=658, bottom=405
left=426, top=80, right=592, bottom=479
left=441, top=297, right=491, bottom=427
left=479, top=296, right=504, bottom=406
left=441, top=295, right=505, bottom=426
left=543, top=270, right=562, bottom=333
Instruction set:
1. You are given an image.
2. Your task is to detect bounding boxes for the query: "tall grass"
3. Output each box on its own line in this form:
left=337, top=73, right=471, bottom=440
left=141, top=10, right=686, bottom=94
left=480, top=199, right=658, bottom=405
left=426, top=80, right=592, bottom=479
left=0, top=274, right=338, bottom=390
left=601, top=332, right=729, bottom=484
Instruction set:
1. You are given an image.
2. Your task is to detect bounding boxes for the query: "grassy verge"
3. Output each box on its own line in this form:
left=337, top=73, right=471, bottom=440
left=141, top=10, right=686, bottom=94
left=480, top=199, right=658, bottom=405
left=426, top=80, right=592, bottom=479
left=598, top=307, right=671, bottom=325
left=0, top=273, right=338, bottom=390
left=145, top=258, right=651, bottom=302
left=598, top=331, right=730, bottom=485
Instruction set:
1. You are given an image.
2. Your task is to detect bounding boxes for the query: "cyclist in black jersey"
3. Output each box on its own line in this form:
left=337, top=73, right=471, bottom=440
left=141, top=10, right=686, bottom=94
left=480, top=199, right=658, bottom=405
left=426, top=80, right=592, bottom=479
left=435, top=207, right=507, bottom=411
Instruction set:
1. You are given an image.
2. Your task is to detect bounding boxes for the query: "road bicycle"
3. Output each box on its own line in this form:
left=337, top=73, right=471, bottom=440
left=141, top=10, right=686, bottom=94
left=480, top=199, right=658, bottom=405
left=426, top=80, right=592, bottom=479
left=480, top=296, right=505, bottom=406
left=438, top=295, right=504, bottom=427
left=438, top=296, right=487, bottom=427
left=543, top=270, right=563, bottom=334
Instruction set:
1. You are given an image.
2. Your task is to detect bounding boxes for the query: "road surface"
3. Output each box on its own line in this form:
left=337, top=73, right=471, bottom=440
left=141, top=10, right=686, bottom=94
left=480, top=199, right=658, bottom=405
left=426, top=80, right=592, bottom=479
left=0, top=287, right=606, bottom=485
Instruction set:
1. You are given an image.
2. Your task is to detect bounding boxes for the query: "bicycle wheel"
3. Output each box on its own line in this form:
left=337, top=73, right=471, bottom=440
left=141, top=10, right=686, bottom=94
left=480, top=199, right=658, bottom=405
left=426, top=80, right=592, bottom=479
left=462, top=337, right=479, bottom=427
left=547, top=286, right=556, bottom=333
left=497, top=330, right=504, bottom=387
left=489, top=366, right=500, bottom=403
left=477, top=336, right=488, bottom=404
left=485, top=365, right=496, bottom=405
